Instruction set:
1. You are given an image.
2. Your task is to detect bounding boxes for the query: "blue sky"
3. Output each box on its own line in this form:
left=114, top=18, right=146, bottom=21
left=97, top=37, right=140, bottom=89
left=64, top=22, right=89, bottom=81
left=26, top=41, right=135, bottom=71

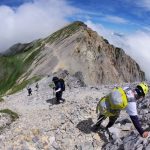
left=72, top=0, right=150, bottom=33
left=1, top=0, right=150, bottom=33
left=0, top=0, right=31, bottom=7
left=0, top=0, right=150, bottom=79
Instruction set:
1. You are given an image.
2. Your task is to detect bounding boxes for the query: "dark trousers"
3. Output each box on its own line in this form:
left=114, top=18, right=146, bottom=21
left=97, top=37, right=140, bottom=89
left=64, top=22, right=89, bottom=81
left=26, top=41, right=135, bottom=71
left=95, top=114, right=119, bottom=129
left=56, top=91, right=63, bottom=102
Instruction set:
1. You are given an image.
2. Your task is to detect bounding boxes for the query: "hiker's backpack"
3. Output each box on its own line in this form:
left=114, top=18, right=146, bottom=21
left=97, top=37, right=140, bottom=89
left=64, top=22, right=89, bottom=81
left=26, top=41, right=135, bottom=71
left=59, top=78, right=65, bottom=91
left=96, top=87, right=128, bottom=115
left=108, top=87, right=128, bottom=110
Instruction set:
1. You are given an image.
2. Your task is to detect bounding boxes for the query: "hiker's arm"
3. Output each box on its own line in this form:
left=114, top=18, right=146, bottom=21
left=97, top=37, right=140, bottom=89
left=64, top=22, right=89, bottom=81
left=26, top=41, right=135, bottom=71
left=55, top=83, right=61, bottom=93
left=130, top=115, right=144, bottom=136
left=56, top=88, right=61, bottom=93
left=126, top=102, right=145, bottom=136
left=106, top=116, right=118, bottom=128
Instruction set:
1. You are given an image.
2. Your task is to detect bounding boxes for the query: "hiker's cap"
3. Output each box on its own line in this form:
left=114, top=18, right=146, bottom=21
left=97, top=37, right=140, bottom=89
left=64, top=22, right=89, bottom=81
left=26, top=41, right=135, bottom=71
left=52, top=76, right=59, bottom=82
left=136, top=82, right=149, bottom=97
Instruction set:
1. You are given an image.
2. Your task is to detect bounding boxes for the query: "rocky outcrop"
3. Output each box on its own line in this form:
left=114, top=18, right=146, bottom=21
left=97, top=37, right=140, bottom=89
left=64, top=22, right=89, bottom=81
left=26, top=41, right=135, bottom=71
left=0, top=113, right=12, bottom=130
left=24, top=21, right=145, bottom=85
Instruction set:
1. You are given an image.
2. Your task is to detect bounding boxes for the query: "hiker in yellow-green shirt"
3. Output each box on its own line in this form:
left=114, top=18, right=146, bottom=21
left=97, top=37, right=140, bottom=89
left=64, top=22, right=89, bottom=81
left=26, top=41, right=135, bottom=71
left=91, top=83, right=149, bottom=138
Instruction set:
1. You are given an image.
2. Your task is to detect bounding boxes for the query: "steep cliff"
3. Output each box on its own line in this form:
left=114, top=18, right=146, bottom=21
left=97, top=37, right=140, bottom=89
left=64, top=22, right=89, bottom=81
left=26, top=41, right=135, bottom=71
left=25, top=21, right=144, bottom=84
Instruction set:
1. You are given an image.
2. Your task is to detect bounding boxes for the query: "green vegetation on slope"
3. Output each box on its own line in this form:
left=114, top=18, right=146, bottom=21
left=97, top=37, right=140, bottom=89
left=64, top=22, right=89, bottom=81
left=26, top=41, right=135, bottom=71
left=0, top=97, right=4, bottom=102
left=9, top=76, right=41, bottom=95
left=0, top=56, right=24, bottom=95
left=45, top=21, right=86, bottom=43
left=49, top=82, right=55, bottom=89
left=0, top=21, right=85, bottom=95
left=0, top=109, right=19, bottom=121
left=0, top=40, right=44, bottom=96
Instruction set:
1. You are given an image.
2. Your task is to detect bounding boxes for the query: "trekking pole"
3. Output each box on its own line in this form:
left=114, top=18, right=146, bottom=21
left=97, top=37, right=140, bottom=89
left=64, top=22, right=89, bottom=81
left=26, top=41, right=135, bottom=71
left=53, top=88, right=54, bottom=97
left=52, top=88, right=54, bottom=104
left=95, top=115, right=106, bottom=126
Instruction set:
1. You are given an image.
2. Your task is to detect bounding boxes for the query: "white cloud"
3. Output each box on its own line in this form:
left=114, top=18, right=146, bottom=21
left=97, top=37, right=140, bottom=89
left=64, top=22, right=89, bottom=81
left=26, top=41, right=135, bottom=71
left=85, top=20, right=113, bottom=37
left=104, top=15, right=128, bottom=24
left=0, top=0, right=78, bottom=52
left=143, top=26, right=150, bottom=31
left=80, top=11, right=128, bottom=24
left=125, top=31, right=150, bottom=80
left=86, top=20, right=150, bottom=80
left=135, top=0, right=150, bottom=11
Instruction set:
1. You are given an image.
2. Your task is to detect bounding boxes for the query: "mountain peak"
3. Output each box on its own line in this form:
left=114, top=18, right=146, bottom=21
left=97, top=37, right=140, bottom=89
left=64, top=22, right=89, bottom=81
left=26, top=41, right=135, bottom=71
left=45, top=21, right=88, bottom=44
left=70, top=21, right=87, bottom=27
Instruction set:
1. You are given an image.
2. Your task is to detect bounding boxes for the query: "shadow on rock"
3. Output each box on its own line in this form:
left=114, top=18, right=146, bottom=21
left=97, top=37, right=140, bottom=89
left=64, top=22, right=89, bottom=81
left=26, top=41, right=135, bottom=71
left=116, top=118, right=131, bottom=125
left=46, top=98, right=57, bottom=105
left=76, top=118, right=94, bottom=134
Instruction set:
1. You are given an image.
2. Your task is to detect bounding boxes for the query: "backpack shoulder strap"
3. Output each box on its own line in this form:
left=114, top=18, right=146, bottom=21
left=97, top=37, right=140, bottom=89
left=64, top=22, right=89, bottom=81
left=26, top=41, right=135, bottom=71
left=96, top=95, right=109, bottom=113
left=124, top=87, right=136, bottom=102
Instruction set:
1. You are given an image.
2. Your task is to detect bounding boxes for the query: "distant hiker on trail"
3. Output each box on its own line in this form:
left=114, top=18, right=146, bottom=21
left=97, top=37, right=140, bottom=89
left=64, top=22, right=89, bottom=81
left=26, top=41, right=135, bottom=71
left=35, top=83, right=39, bottom=91
left=27, top=85, right=32, bottom=96
left=91, top=82, right=149, bottom=138
left=52, top=76, right=65, bottom=104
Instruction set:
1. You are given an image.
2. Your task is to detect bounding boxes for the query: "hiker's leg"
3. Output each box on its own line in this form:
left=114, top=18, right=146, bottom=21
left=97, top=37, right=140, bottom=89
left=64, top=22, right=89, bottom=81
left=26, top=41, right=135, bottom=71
left=91, top=114, right=106, bottom=132
left=56, top=92, right=61, bottom=103
left=106, top=113, right=119, bottom=129
left=30, top=90, right=32, bottom=95
left=60, top=92, right=65, bottom=102
left=60, top=91, right=63, bottom=100
left=56, top=92, right=59, bottom=103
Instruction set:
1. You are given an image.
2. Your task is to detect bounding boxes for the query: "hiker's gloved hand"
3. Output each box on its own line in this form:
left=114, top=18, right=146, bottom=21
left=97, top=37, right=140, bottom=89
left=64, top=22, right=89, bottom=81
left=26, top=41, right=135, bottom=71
left=142, top=131, right=149, bottom=138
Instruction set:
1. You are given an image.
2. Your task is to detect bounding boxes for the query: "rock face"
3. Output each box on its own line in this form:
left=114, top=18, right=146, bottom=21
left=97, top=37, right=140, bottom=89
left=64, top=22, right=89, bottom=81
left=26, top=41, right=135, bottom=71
left=0, top=113, right=12, bottom=130
left=2, top=21, right=145, bottom=86
left=27, top=21, right=145, bottom=85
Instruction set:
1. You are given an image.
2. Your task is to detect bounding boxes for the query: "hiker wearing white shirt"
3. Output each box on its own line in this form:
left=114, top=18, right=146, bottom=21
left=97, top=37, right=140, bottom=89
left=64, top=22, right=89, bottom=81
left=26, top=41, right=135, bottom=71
left=91, top=82, right=149, bottom=138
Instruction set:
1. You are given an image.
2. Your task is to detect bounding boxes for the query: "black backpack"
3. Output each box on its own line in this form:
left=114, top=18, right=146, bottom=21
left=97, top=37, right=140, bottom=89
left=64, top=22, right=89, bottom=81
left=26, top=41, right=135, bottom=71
left=59, top=78, right=65, bottom=91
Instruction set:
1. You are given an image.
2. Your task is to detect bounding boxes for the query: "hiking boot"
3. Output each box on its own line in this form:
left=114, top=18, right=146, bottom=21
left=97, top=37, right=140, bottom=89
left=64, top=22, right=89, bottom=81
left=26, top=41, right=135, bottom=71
left=55, top=101, right=60, bottom=104
left=91, top=124, right=100, bottom=132
left=60, top=99, right=65, bottom=103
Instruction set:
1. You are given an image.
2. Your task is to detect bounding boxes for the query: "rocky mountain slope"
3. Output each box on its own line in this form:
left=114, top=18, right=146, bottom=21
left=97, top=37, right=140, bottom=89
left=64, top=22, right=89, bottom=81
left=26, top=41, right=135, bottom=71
left=18, top=21, right=145, bottom=84
left=0, top=21, right=145, bottom=95
left=0, top=73, right=150, bottom=150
